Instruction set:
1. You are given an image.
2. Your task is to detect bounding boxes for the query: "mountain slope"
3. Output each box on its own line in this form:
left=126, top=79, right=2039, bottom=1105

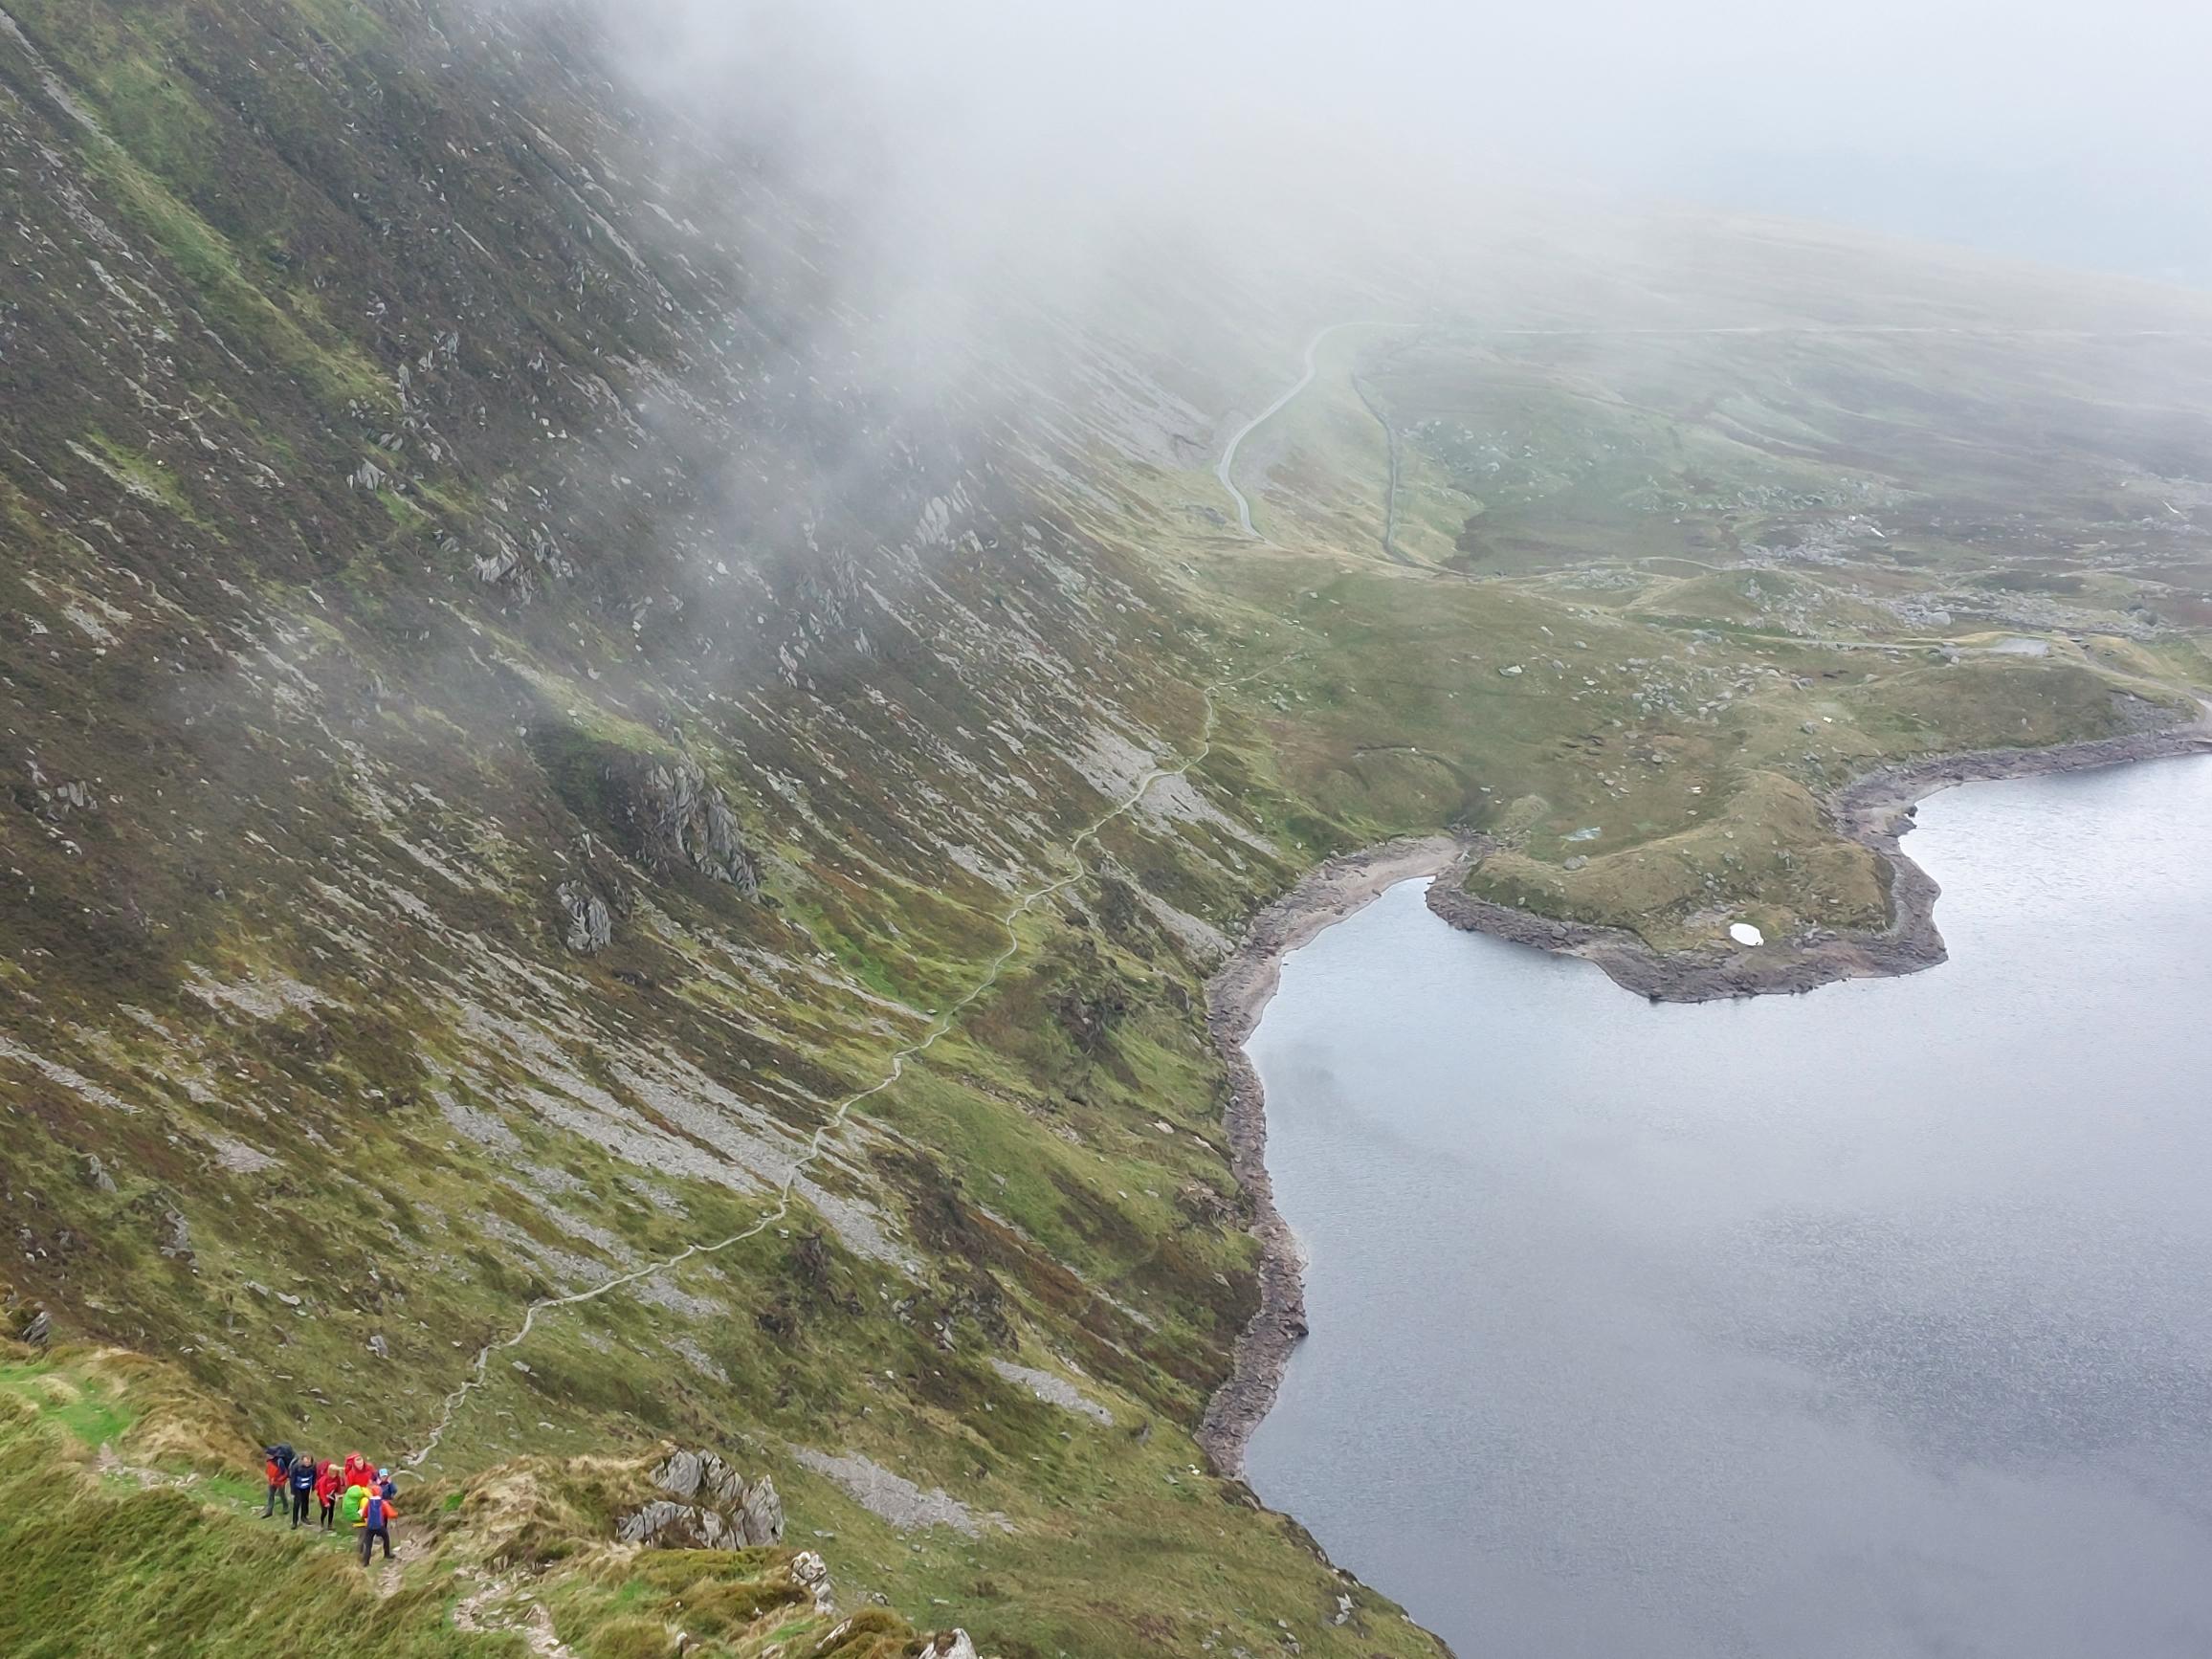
left=5, top=1, right=2212, bottom=1654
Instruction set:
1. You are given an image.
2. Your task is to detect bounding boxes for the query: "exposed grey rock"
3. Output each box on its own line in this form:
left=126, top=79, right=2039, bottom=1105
left=702, top=1456, right=744, bottom=1510
left=158, top=1207, right=192, bottom=1260
left=18, top=1308, right=51, bottom=1347
left=628, top=1452, right=779, bottom=1550
left=612, top=754, right=759, bottom=894
left=790, top=1549, right=834, bottom=1613
left=922, top=1632, right=978, bottom=1659
left=207, top=1136, right=278, bottom=1175
left=557, top=881, right=612, bottom=953
left=615, top=1498, right=690, bottom=1546
left=651, top=1448, right=704, bottom=1500
left=367, top=1332, right=389, bottom=1359
left=615, top=1498, right=733, bottom=1549
left=788, top=1446, right=1009, bottom=1537
left=83, top=1153, right=116, bottom=1192
left=667, top=1337, right=728, bottom=1383
left=738, top=1474, right=784, bottom=1546
left=988, top=1359, right=1114, bottom=1426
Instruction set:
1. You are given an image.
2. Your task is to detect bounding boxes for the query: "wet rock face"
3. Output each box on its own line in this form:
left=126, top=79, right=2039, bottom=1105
left=608, top=755, right=760, bottom=895
left=616, top=1449, right=785, bottom=1549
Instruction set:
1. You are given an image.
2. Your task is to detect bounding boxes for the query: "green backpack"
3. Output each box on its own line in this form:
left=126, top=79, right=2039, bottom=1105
left=341, top=1485, right=367, bottom=1527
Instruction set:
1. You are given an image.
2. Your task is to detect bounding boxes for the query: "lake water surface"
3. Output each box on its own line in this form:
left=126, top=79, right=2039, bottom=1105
left=1245, top=757, right=2212, bottom=1659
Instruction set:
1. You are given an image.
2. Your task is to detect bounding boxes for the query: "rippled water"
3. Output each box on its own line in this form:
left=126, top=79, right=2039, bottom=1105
left=1245, top=757, right=2212, bottom=1659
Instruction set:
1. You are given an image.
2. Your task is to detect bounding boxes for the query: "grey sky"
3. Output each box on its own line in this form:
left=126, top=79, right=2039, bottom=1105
left=603, top=0, right=2212, bottom=287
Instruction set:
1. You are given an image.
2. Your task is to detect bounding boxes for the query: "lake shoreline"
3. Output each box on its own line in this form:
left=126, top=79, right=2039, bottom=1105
left=1197, top=834, right=1466, bottom=1475
left=1198, top=719, right=2211, bottom=1475
left=1427, top=720, right=2212, bottom=1003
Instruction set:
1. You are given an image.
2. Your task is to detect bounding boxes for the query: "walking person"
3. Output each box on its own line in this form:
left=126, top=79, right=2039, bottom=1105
left=315, top=1457, right=341, bottom=1531
left=357, top=1484, right=397, bottom=1566
left=341, top=1474, right=370, bottom=1534
left=287, top=1450, right=317, bottom=1529
left=260, top=1444, right=293, bottom=1518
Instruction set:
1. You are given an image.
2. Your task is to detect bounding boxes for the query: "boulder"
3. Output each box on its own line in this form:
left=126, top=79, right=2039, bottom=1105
left=738, top=1474, right=784, bottom=1546
left=789, top=1548, right=833, bottom=1613
left=557, top=880, right=612, bottom=953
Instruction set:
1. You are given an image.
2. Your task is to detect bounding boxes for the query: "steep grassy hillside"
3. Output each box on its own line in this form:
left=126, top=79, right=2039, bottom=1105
left=1, top=1341, right=929, bottom=1657
left=4, top=0, right=2211, bottom=1653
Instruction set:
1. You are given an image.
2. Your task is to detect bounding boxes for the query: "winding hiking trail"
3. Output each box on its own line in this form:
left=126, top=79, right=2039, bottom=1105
left=403, top=670, right=1264, bottom=1475
left=1216, top=321, right=1398, bottom=540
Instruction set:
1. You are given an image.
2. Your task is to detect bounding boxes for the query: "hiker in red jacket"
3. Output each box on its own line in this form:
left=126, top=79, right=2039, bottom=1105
left=314, top=1458, right=342, bottom=1531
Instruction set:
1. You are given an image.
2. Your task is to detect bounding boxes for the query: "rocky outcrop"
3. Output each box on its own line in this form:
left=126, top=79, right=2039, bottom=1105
left=738, top=1472, right=785, bottom=1547
left=611, top=755, right=760, bottom=894
left=789, top=1549, right=834, bottom=1614
left=555, top=881, right=612, bottom=954
left=614, top=1449, right=785, bottom=1549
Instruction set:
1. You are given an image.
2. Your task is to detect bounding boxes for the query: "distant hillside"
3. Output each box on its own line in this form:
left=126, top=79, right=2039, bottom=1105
left=3, top=1, right=2210, bottom=1653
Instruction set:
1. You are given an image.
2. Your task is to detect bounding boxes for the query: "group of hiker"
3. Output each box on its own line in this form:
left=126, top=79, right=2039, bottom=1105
left=261, top=1443, right=400, bottom=1564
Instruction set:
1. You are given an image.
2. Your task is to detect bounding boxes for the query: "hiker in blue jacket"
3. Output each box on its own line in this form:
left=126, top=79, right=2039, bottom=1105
left=286, top=1451, right=318, bottom=1529
left=357, top=1485, right=398, bottom=1564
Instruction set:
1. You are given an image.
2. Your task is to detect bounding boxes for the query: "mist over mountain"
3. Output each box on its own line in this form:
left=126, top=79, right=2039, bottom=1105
left=2, top=1, right=2208, bottom=1654
left=569, top=0, right=2212, bottom=292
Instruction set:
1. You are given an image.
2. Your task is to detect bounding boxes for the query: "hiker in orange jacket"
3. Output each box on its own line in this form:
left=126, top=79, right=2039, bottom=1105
left=260, top=1444, right=293, bottom=1518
